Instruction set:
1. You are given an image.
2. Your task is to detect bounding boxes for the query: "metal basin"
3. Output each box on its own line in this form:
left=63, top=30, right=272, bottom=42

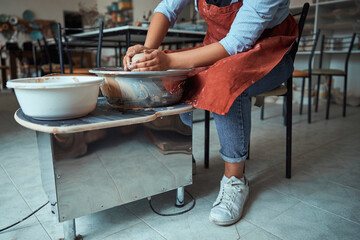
left=89, top=68, right=193, bottom=109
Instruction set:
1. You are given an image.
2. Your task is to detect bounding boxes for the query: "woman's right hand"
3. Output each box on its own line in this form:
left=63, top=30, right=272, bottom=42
left=123, top=45, right=152, bottom=71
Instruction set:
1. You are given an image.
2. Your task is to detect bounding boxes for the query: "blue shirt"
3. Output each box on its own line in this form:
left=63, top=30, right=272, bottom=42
left=154, top=0, right=290, bottom=55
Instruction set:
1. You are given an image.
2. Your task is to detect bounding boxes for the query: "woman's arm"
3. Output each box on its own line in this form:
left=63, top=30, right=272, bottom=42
left=144, top=12, right=170, bottom=49
left=123, top=12, right=170, bottom=70
left=124, top=0, right=190, bottom=70
left=126, top=11, right=229, bottom=71
left=128, top=11, right=229, bottom=71
left=129, top=41, right=229, bottom=71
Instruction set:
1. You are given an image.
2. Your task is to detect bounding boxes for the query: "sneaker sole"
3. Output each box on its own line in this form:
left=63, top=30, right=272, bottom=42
left=209, top=190, right=249, bottom=226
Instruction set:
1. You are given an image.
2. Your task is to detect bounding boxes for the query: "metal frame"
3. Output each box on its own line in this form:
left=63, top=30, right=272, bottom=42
left=298, top=30, right=321, bottom=123
left=33, top=117, right=192, bottom=240
left=313, top=33, right=356, bottom=120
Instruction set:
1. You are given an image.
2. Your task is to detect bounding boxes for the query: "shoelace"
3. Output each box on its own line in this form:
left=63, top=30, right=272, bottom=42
left=214, top=180, right=245, bottom=210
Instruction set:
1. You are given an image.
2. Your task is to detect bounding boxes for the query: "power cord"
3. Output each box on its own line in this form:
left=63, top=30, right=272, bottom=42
left=1, top=191, right=195, bottom=232
left=0, top=201, right=49, bottom=233
left=148, top=190, right=196, bottom=216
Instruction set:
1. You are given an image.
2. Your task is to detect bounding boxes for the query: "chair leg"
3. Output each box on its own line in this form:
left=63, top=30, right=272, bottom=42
left=204, top=110, right=210, bottom=168
left=247, top=101, right=251, bottom=160
left=283, top=95, right=287, bottom=126
left=286, top=77, right=292, bottom=179
left=307, top=76, right=312, bottom=124
left=326, top=76, right=332, bottom=120
left=246, top=142, right=250, bottom=160
left=299, top=77, right=305, bottom=115
left=260, top=102, right=265, bottom=120
left=315, top=75, right=321, bottom=112
left=343, top=76, right=347, bottom=117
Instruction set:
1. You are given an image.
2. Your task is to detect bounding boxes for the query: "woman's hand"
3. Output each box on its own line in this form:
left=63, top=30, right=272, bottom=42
left=128, top=49, right=172, bottom=72
left=123, top=45, right=152, bottom=71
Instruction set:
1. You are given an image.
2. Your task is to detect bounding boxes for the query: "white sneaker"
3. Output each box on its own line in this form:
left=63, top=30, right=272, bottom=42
left=209, top=176, right=249, bottom=226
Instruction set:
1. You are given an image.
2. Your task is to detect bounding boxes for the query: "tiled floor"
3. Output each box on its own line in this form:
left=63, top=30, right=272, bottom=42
left=1, top=91, right=359, bottom=240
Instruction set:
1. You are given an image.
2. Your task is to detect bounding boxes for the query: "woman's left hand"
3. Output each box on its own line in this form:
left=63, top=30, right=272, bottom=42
left=128, top=49, right=171, bottom=72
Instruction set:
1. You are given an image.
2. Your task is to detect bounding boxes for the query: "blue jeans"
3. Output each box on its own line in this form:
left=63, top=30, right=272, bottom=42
left=181, top=54, right=293, bottom=163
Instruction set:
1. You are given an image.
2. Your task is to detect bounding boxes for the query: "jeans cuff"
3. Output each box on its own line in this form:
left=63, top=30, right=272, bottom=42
left=220, top=152, right=248, bottom=163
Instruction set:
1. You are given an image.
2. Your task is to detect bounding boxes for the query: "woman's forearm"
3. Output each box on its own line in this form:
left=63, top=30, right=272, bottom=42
left=144, top=12, right=170, bottom=49
left=168, top=42, right=230, bottom=69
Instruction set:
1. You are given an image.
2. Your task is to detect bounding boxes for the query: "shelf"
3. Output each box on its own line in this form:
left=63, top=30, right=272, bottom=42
left=108, top=8, right=133, bottom=15
left=317, top=0, right=354, bottom=7
left=296, top=50, right=360, bottom=55
left=319, top=9, right=360, bottom=18
left=290, top=2, right=317, bottom=10
left=320, top=22, right=360, bottom=30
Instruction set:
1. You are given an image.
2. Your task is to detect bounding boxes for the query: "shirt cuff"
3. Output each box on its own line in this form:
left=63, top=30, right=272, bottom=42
left=219, top=35, right=248, bottom=56
left=153, top=4, right=177, bottom=27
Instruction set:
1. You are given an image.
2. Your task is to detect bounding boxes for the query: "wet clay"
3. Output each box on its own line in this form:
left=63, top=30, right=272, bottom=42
left=131, top=52, right=147, bottom=64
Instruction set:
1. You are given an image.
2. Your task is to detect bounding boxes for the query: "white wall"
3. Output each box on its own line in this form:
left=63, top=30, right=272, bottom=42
left=0, top=0, right=96, bottom=45
left=0, top=0, right=96, bottom=24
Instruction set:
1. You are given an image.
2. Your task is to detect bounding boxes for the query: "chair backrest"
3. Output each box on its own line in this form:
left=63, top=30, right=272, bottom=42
left=288, top=2, right=310, bottom=62
left=56, top=21, right=104, bottom=74
left=319, top=33, right=356, bottom=73
left=307, top=29, right=321, bottom=74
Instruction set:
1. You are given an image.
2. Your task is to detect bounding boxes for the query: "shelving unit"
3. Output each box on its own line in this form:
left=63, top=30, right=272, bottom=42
left=290, top=0, right=360, bottom=98
left=108, top=8, right=133, bottom=26
left=291, top=0, right=359, bottom=48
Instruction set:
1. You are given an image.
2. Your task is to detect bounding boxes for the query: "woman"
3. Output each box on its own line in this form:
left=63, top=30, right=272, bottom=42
left=123, top=0, right=298, bottom=226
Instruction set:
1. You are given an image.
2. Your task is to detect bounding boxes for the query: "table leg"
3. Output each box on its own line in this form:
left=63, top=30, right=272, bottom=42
left=126, top=30, right=131, bottom=50
left=175, top=187, right=185, bottom=207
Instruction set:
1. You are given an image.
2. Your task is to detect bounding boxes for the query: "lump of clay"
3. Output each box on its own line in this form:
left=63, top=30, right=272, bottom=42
left=131, top=52, right=147, bottom=64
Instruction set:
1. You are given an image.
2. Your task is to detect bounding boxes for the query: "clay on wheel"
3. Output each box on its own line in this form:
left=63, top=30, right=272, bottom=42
left=131, top=53, right=147, bottom=64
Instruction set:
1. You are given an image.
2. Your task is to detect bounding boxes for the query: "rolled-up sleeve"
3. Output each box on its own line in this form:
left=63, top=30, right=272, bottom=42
left=154, top=0, right=190, bottom=27
left=219, top=0, right=289, bottom=55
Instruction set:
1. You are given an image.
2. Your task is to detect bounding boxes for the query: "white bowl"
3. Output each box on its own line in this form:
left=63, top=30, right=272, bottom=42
left=7, top=76, right=104, bottom=120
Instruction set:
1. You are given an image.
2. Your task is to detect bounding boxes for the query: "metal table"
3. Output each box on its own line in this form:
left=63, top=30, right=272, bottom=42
left=14, top=98, right=193, bottom=240
left=72, top=25, right=206, bottom=49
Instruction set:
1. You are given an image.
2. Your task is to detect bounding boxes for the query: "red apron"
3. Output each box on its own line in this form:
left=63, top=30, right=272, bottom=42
left=169, top=0, right=298, bottom=115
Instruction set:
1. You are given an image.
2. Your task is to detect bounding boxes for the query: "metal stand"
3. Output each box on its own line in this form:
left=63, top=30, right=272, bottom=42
left=63, top=219, right=76, bottom=240
left=175, top=187, right=185, bottom=207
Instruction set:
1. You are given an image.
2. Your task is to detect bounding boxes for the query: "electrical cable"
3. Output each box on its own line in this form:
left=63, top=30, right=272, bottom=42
left=1, top=190, right=194, bottom=231
left=0, top=201, right=49, bottom=233
left=148, top=190, right=196, bottom=216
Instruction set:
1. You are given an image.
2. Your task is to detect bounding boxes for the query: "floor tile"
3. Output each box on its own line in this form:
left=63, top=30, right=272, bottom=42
left=0, top=167, right=40, bottom=232
left=265, top=165, right=360, bottom=224
left=0, top=223, right=50, bottom=240
left=241, top=227, right=282, bottom=240
left=36, top=204, right=142, bottom=240
left=262, top=202, right=360, bottom=240
left=143, top=198, right=241, bottom=240
left=101, top=222, right=166, bottom=240
left=243, top=182, right=300, bottom=227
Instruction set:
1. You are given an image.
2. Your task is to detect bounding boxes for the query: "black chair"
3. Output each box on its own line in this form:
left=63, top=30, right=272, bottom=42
left=21, top=41, right=40, bottom=77
left=302, top=33, right=357, bottom=120
left=203, top=3, right=309, bottom=179
left=35, top=36, right=62, bottom=75
left=260, top=32, right=321, bottom=125
left=295, top=30, right=321, bottom=124
left=56, top=20, right=104, bottom=74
